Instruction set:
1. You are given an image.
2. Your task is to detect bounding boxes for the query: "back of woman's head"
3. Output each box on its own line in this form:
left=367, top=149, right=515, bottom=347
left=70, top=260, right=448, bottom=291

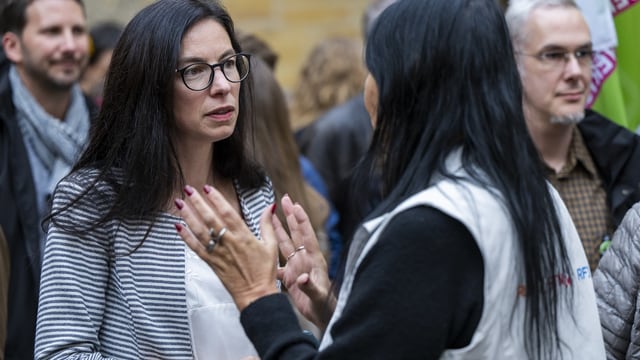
left=236, top=31, right=278, bottom=71
left=361, top=0, right=571, bottom=357
left=289, top=37, right=367, bottom=130
left=74, top=0, right=261, bottom=220
left=365, top=0, right=527, bottom=193
left=251, top=58, right=291, bottom=151
left=250, top=57, right=301, bottom=193
left=250, top=57, right=329, bottom=238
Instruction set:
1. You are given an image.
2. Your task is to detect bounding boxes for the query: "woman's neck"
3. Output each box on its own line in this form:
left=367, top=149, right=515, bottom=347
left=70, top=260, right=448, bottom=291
left=170, top=140, right=240, bottom=215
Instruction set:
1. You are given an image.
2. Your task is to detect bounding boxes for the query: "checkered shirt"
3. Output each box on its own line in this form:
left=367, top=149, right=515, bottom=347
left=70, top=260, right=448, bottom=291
left=546, top=128, right=613, bottom=271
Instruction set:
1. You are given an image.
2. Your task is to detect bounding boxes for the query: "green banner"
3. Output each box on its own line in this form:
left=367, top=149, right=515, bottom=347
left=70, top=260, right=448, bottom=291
left=592, top=4, right=640, bottom=131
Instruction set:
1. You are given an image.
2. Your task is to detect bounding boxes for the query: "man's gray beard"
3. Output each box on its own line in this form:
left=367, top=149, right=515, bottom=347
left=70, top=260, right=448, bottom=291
left=550, top=112, right=585, bottom=125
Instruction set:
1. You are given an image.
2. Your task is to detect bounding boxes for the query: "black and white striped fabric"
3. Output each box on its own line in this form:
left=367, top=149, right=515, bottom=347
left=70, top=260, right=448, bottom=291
left=35, top=169, right=274, bottom=359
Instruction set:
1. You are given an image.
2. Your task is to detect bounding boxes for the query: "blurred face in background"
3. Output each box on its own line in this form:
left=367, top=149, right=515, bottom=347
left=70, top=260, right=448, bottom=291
left=3, top=0, right=89, bottom=90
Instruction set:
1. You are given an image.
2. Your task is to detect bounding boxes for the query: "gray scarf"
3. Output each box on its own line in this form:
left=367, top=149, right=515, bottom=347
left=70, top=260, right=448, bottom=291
left=10, top=65, right=89, bottom=195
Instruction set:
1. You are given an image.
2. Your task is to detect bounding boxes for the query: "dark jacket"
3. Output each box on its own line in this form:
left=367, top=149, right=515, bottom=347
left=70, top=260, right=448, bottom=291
left=0, top=226, right=8, bottom=360
left=295, top=94, right=377, bottom=240
left=0, top=51, right=97, bottom=360
left=578, top=109, right=640, bottom=228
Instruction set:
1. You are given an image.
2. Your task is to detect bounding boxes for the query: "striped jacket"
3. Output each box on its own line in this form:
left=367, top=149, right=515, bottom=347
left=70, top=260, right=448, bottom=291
left=35, top=169, right=274, bottom=359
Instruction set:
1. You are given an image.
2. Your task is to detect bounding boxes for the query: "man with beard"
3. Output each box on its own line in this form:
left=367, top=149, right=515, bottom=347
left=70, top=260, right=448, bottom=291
left=506, top=0, right=640, bottom=271
left=0, top=1, right=94, bottom=358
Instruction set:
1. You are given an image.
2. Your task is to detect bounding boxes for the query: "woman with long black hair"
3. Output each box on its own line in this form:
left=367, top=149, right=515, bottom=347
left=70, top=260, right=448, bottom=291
left=34, top=0, right=273, bottom=358
left=176, top=0, right=604, bottom=358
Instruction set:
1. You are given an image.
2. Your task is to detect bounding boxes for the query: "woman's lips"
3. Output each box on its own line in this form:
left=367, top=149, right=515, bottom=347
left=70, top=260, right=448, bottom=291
left=206, top=106, right=235, bottom=121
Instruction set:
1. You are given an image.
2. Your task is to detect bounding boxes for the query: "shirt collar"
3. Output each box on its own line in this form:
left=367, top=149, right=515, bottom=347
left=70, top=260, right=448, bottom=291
left=548, top=127, right=599, bottom=179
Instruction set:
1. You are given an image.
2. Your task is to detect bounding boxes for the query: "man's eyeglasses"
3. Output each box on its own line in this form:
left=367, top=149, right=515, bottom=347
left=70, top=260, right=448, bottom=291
left=176, top=53, right=251, bottom=91
left=516, top=49, right=595, bottom=70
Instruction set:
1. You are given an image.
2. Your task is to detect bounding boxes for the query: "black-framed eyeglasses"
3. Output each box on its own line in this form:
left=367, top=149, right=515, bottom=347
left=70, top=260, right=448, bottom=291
left=515, top=49, right=595, bottom=70
left=175, top=53, right=251, bottom=91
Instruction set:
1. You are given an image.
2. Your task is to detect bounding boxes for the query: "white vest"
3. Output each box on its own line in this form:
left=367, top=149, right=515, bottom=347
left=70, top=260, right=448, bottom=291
left=321, top=155, right=605, bottom=359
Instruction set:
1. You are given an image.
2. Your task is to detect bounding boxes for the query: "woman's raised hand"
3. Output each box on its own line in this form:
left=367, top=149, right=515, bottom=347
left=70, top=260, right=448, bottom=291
left=175, top=186, right=335, bottom=327
left=176, top=185, right=279, bottom=311
left=274, top=195, right=336, bottom=331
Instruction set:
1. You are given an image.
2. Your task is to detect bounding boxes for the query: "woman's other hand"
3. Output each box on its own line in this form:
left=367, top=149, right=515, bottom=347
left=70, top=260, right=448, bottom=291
left=274, top=195, right=336, bottom=331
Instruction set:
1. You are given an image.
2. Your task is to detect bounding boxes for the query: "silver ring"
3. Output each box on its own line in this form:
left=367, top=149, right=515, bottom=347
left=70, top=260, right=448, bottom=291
left=207, top=228, right=217, bottom=253
left=206, top=238, right=216, bottom=253
left=214, top=227, right=227, bottom=243
left=206, top=227, right=227, bottom=253
left=286, top=245, right=306, bottom=261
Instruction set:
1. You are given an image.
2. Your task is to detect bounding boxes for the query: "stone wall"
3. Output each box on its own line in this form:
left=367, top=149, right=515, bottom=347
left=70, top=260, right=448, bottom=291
left=84, top=0, right=370, bottom=93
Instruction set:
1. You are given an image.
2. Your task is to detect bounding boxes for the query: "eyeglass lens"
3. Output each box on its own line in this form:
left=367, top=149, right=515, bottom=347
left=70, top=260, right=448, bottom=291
left=181, top=54, right=249, bottom=91
left=540, top=50, right=594, bottom=67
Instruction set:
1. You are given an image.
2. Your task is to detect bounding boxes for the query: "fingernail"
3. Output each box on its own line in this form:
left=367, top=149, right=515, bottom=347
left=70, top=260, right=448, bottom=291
left=175, top=223, right=183, bottom=232
left=184, top=185, right=194, bottom=196
left=203, top=184, right=212, bottom=194
left=175, top=199, right=184, bottom=209
left=271, top=203, right=277, bottom=214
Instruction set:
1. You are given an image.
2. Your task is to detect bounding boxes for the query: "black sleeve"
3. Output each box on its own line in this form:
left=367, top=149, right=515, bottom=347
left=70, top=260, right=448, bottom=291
left=241, top=206, right=484, bottom=359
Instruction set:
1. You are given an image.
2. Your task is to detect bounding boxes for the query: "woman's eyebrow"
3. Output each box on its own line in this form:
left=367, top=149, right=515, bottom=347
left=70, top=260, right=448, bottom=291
left=177, top=49, right=236, bottom=66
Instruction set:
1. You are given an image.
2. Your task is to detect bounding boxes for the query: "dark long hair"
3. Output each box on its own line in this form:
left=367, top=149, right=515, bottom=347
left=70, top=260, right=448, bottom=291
left=50, top=0, right=263, bottom=233
left=354, top=0, right=572, bottom=357
left=249, top=57, right=329, bottom=235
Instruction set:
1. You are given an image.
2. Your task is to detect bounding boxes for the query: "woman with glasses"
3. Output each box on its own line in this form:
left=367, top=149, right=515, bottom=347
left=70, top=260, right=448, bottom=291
left=34, top=0, right=272, bottom=359
left=175, top=0, right=605, bottom=358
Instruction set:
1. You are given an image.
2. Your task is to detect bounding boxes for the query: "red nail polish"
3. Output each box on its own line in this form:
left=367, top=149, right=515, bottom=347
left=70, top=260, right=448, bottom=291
left=175, top=199, right=184, bottom=210
left=184, top=186, right=194, bottom=196
left=175, top=223, right=183, bottom=232
left=270, top=203, right=277, bottom=214
left=203, top=184, right=212, bottom=194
